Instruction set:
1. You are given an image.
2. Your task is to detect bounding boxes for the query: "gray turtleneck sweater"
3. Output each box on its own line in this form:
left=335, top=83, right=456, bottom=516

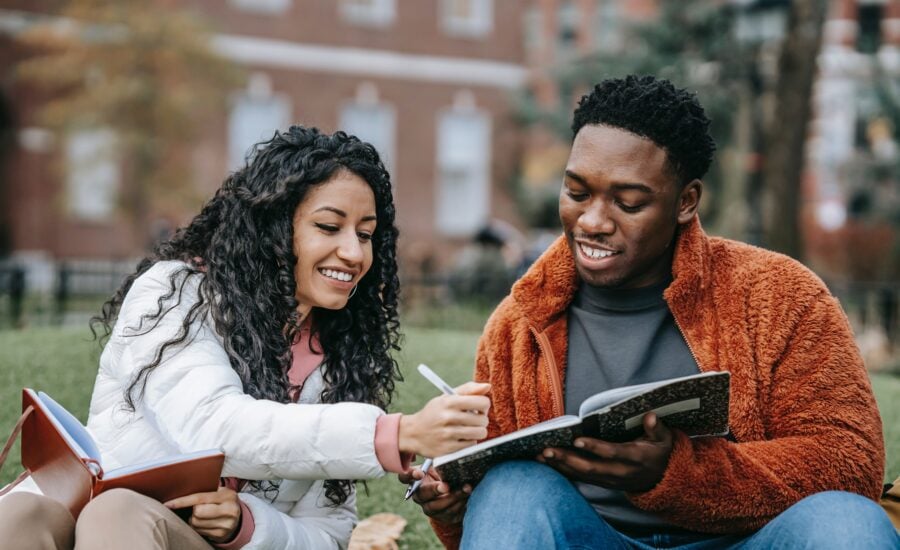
left=565, top=278, right=700, bottom=535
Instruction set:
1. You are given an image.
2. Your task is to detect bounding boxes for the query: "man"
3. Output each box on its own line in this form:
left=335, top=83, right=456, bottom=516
left=402, top=75, right=898, bottom=548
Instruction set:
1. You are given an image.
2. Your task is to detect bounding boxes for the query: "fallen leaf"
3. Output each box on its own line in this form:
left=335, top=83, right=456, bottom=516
left=348, top=513, right=408, bottom=550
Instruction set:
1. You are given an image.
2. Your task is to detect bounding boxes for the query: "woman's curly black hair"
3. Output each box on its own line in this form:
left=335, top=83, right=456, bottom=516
left=91, top=126, right=402, bottom=506
left=572, top=74, right=716, bottom=186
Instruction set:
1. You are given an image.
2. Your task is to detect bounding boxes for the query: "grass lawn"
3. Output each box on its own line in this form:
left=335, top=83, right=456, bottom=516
left=1, top=326, right=898, bottom=549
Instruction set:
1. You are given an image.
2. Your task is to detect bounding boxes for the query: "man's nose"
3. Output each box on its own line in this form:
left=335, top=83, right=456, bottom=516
left=578, top=201, right=615, bottom=235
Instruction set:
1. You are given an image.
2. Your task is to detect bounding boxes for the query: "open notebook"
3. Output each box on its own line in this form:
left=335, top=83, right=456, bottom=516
left=17, top=388, right=224, bottom=518
left=434, top=371, right=730, bottom=488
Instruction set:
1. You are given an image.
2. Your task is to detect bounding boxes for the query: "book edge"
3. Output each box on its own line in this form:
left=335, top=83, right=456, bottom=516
left=103, top=449, right=225, bottom=480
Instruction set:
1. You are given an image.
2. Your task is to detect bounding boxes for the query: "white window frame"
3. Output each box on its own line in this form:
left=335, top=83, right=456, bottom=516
left=556, top=0, right=580, bottom=60
left=435, top=107, right=492, bottom=236
left=523, top=6, right=544, bottom=55
left=340, top=0, right=396, bottom=28
left=441, top=0, right=493, bottom=38
left=593, top=0, right=624, bottom=52
left=227, top=91, right=291, bottom=170
left=339, top=99, right=397, bottom=178
left=228, top=0, right=291, bottom=16
left=65, top=128, right=119, bottom=222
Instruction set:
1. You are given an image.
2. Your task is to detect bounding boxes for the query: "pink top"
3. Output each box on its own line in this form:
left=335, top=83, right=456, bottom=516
left=215, top=326, right=411, bottom=548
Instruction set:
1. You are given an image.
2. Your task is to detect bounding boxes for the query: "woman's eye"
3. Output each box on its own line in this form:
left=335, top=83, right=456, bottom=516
left=315, top=223, right=339, bottom=233
left=357, top=232, right=373, bottom=242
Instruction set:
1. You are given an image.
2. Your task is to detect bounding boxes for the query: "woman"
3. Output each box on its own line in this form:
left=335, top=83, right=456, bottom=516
left=0, top=126, right=490, bottom=549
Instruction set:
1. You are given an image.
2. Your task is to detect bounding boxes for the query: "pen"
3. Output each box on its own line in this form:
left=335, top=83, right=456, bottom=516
left=404, top=364, right=456, bottom=500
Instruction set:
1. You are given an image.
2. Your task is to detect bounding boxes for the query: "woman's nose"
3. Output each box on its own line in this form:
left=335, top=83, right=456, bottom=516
left=336, top=232, right=365, bottom=263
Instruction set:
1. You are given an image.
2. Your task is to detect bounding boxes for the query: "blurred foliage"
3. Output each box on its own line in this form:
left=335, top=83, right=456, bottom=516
left=874, top=63, right=900, bottom=148
left=515, top=2, right=750, bottom=230
left=15, top=0, right=243, bottom=234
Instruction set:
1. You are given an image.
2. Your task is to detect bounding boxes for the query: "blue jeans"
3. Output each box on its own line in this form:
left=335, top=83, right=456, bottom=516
left=461, top=461, right=899, bottom=549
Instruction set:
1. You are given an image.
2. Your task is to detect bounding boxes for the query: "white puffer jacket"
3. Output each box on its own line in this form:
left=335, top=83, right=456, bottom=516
left=79, top=261, right=390, bottom=548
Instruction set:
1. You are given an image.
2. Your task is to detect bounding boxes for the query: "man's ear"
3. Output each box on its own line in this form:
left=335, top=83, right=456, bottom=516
left=677, top=179, right=703, bottom=224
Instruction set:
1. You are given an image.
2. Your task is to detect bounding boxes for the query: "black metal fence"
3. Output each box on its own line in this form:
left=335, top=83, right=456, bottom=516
left=826, top=280, right=900, bottom=364
left=0, top=260, right=135, bottom=329
left=1, top=260, right=898, bottom=359
left=0, top=264, right=25, bottom=328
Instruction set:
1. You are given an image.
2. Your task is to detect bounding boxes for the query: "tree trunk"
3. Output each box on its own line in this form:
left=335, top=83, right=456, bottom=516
left=761, top=0, right=828, bottom=260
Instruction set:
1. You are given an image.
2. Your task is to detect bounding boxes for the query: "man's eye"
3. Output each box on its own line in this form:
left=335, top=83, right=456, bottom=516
left=315, top=223, right=339, bottom=232
left=617, top=202, right=645, bottom=213
left=566, top=191, right=588, bottom=202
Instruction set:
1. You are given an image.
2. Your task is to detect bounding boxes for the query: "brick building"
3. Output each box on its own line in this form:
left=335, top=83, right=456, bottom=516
left=2, top=0, right=898, bottom=290
left=0, top=0, right=528, bottom=289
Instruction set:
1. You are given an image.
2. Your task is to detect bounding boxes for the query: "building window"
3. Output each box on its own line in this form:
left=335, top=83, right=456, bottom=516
left=228, top=87, right=291, bottom=170
left=340, top=0, right=395, bottom=28
left=228, top=0, right=291, bottom=15
left=441, top=0, right=493, bottom=38
left=594, top=0, right=623, bottom=52
left=340, top=100, right=396, bottom=177
left=436, top=109, right=491, bottom=236
left=857, top=3, right=883, bottom=54
left=523, top=6, right=544, bottom=56
left=65, top=129, right=119, bottom=222
left=556, top=0, right=580, bottom=60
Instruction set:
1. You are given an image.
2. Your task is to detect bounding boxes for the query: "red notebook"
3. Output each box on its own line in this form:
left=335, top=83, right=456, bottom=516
left=13, top=388, right=224, bottom=518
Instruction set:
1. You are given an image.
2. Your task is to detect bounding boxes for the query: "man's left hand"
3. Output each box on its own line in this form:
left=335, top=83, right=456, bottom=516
left=537, top=412, right=673, bottom=493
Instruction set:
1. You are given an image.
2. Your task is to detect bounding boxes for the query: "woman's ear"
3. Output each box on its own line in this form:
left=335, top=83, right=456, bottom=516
left=677, top=179, right=703, bottom=224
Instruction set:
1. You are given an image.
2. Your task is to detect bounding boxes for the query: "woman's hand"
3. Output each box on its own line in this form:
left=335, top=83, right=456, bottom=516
left=398, top=381, right=491, bottom=457
left=164, top=486, right=242, bottom=543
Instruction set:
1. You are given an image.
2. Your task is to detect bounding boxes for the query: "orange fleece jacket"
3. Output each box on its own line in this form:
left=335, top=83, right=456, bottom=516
left=431, top=217, right=885, bottom=548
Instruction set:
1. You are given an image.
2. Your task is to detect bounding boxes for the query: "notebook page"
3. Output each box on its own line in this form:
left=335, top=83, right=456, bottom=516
left=37, top=391, right=102, bottom=465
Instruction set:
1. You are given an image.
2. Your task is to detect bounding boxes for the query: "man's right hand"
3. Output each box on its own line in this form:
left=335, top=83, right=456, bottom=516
left=399, top=467, right=471, bottom=525
left=398, top=381, right=491, bottom=457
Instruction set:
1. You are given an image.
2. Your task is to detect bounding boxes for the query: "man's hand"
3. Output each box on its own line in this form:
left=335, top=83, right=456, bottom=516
left=399, top=466, right=471, bottom=525
left=538, top=412, right=674, bottom=493
left=165, top=486, right=242, bottom=543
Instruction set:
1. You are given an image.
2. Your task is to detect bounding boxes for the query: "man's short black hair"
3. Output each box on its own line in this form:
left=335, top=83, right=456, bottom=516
left=572, top=75, right=716, bottom=185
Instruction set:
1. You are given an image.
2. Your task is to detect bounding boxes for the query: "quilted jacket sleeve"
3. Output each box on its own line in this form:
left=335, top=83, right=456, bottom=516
left=112, top=263, right=386, bottom=481
left=629, top=292, right=885, bottom=533
left=238, top=482, right=357, bottom=550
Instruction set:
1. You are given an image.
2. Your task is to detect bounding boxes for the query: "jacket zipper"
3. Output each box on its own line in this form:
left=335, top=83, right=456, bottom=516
left=530, top=326, right=564, bottom=417
left=671, top=311, right=703, bottom=373
left=672, top=309, right=736, bottom=440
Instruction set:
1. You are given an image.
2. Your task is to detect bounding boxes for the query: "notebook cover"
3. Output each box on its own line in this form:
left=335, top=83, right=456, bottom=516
left=20, top=389, right=94, bottom=518
left=96, top=453, right=225, bottom=503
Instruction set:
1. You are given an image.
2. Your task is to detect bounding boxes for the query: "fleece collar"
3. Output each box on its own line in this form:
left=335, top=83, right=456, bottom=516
left=510, top=216, right=709, bottom=330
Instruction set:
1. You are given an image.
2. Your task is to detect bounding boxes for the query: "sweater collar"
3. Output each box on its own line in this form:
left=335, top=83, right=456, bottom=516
left=511, top=216, right=708, bottom=329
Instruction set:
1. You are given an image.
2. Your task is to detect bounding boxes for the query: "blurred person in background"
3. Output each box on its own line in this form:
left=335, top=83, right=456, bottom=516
left=0, top=126, right=490, bottom=549
left=449, top=224, right=516, bottom=305
left=403, top=76, right=897, bottom=549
